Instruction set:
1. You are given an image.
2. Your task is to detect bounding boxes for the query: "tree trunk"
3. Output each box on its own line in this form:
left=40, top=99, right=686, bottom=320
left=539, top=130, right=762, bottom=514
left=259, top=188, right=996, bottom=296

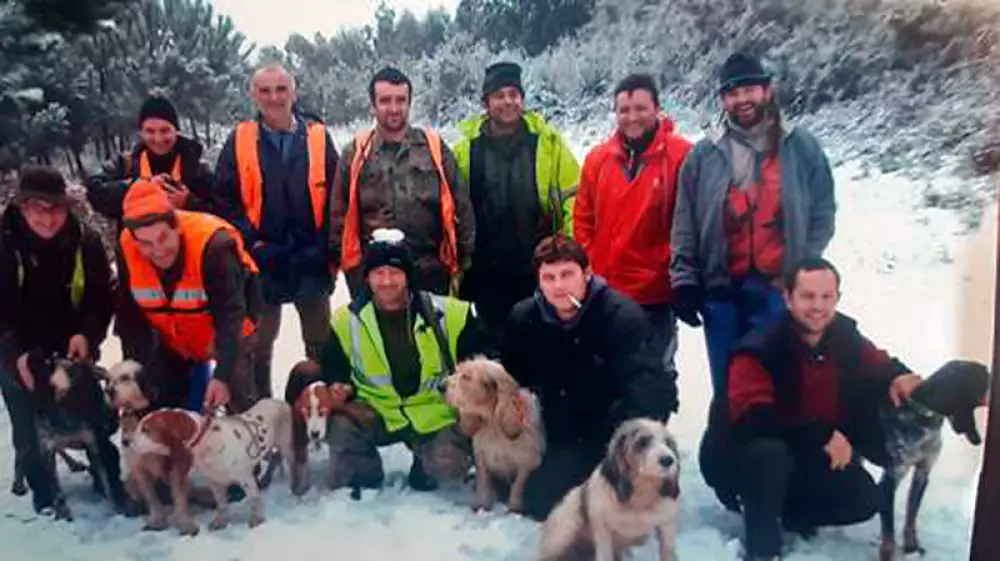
left=970, top=201, right=1000, bottom=561
left=73, top=148, right=85, bottom=179
left=188, top=117, right=200, bottom=144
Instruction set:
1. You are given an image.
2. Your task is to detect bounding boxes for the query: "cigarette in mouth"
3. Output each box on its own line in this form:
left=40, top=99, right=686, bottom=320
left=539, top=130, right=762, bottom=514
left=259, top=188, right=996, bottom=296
left=567, top=294, right=582, bottom=309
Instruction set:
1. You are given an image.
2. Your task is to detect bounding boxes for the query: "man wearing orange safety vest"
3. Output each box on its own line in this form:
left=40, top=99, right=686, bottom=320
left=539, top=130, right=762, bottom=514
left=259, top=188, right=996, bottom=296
left=330, top=66, right=475, bottom=298
left=86, top=95, right=216, bottom=234
left=116, top=180, right=262, bottom=413
left=215, top=63, right=340, bottom=400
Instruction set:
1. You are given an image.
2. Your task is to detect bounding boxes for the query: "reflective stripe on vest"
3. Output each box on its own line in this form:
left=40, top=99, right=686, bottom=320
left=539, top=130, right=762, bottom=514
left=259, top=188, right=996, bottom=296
left=334, top=294, right=468, bottom=435
left=120, top=211, right=259, bottom=361
left=233, top=120, right=328, bottom=231
left=340, top=129, right=458, bottom=275
left=15, top=225, right=85, bottom=309
left=138, top=151, right=182, bottom=182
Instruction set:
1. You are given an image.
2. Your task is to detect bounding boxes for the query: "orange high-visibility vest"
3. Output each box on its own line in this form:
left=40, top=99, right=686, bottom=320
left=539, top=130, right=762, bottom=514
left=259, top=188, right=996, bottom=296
left=340, top=128, right=458, bottom=275
left=120, top=211, right=258, bottom=362
left=123, top=151, right=182, bottom=182
left=233, top=120, right=328, bottom=231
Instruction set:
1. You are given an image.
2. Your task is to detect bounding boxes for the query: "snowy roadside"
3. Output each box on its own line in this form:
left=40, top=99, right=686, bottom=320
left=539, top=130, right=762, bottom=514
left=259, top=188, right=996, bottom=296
left=0, top=132, right=991, bottom=559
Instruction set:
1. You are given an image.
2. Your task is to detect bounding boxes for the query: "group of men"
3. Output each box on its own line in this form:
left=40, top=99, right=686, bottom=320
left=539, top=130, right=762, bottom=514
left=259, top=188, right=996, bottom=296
left=0, top=49, right=930, bottom=561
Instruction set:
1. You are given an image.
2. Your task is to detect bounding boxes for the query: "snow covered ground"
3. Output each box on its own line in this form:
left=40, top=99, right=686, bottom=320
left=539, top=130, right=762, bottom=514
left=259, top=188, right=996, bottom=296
left=0, top=123, right=993, bottom=560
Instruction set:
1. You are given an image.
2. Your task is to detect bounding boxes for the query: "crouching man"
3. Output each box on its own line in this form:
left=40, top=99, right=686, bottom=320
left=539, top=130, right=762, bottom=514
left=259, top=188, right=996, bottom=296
left=115, top=180, right=261, bottom=413
left=703, top=257, right=922, bottom=561
left=0, top=166, right=119, bottom=514
left=501, top=235, right=678, bottom=521
left=285, top=229, right=484, bottom=492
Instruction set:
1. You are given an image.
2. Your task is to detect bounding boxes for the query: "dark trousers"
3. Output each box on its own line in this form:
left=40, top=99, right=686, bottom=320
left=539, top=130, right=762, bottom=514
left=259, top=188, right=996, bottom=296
left=0, top=361, right=53, bottom=508
left=738, top=438, right=880, bottom=557
left=703, top=274, right=785, bottom=395
left=252, top=297, right=330, bottom=405
left=521, top=440, right=605, bottom=521
left=151, top=342, right=257, bottom=414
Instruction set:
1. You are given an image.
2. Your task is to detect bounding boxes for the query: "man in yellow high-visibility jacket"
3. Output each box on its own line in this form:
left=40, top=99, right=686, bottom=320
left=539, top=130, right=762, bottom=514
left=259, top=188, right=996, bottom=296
left=284, top=228, right=485, bottom=493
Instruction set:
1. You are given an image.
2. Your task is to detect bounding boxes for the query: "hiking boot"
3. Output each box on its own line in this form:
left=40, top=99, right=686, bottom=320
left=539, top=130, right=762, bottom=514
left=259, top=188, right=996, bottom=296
left=408, top=457, right=438, bottom=492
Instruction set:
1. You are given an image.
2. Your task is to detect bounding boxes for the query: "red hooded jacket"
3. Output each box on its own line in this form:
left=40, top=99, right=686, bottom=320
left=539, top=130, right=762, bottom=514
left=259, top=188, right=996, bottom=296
left=574, top=118, right=692, bottom=305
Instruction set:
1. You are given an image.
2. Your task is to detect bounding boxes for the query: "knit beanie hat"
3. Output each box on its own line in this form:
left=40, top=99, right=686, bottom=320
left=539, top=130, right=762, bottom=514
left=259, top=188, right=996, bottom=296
left=909, top=359, right=990, bottom=445
left=362, top=228, right=416, bottom=284
left=17, top=165, right=68, bottom=204
left=122, top=180, right=174, bottom=225
left=718, top=52, right=773, bottom=94
left=137, top=96, right=180, bottom=129
left=483, top=61, right=524, bottom=98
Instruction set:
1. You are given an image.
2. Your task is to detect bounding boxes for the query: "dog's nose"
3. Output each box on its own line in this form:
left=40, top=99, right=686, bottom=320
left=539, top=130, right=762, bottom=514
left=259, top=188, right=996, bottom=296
left=658, top=455, right=675, bottom=469
left=309, top=430, right=321, bottom=440
left=435, top=377, right=450, bottom=393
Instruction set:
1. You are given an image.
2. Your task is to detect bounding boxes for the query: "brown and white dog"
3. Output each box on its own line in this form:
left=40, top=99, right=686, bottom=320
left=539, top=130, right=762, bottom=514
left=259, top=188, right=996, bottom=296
left=442, top=356, right=545, bottom=513
left=128, top=399, right=300, bottom=535
left=539, top=418, right=680, bottom=561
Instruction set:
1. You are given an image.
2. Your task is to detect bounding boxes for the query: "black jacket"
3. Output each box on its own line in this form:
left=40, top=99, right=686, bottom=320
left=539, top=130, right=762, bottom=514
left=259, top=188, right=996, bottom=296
left=85, top=135, right=215, bottom=229
left=0, top=206, right=115, bottom=363
left=501, top=276, right=678, bottom=450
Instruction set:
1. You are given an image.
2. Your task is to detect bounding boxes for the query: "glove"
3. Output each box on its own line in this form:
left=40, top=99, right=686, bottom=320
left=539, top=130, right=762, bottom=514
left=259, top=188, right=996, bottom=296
left=672, top=284, right=703, bottom=328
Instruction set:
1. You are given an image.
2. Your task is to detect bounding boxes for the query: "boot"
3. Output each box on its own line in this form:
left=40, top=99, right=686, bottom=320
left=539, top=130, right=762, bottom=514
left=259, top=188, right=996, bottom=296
left=407, top=457, right=438, bottom=492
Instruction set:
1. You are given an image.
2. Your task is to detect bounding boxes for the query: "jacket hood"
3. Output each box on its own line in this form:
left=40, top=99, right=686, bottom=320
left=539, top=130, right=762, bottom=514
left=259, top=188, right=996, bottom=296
left=533, top=274, right=609, bottom=329
left=457, top=110, right=559, bottom=142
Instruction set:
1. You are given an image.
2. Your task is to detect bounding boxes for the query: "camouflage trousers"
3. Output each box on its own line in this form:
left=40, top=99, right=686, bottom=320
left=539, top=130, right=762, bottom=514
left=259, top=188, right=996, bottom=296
left=326, top=412, right=473, bottom=491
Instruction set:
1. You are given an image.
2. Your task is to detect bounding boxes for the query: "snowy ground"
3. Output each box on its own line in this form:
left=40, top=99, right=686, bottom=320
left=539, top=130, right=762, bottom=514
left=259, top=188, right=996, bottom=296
left=0, top=124, right=993, bottom=560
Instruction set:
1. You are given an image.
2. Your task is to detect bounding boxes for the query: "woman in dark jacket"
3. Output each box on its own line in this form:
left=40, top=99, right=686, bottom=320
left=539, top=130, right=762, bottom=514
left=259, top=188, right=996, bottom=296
left=0, top=166, right=118, bottom=515
left=85, top=95, right=215, bottom=232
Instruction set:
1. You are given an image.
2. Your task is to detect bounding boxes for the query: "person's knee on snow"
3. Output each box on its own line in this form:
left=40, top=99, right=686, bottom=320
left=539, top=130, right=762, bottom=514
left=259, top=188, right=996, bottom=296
left=325, top=412, right=385, bottom=490
left=413, top=427, right=473, bottom=488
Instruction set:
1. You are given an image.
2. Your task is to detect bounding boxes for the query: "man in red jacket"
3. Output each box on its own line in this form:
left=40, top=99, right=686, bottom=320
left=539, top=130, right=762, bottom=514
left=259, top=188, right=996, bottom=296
left=715, top=257, right=923, bottom=560
left=574, top=73, right=692, bottom=380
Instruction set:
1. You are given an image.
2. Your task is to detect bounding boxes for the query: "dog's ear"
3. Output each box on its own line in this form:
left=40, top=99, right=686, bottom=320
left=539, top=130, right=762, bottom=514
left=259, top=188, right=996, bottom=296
left=600, top=431, right=634, bottom=504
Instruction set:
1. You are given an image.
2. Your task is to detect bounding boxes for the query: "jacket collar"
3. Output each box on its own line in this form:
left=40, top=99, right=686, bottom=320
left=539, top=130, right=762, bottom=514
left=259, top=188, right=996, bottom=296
left=607, top=117, right=678, bottom=160
left=533, top=275, right=608, bottom=329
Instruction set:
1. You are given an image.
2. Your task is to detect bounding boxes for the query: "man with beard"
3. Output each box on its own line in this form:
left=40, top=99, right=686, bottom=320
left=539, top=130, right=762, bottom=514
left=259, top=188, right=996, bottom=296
left=670, top=52, right=837, bottom=397
left=707, top=258, right=922, bottom=560
left=575, top=73, right=691, bottom=386
left=452, top=62, right=579, bottom=351
left=87, top=95, right=216, bottom=233
left=215, top=63, right=339, bottom=402
left=331, top=66, right=475, bottom=298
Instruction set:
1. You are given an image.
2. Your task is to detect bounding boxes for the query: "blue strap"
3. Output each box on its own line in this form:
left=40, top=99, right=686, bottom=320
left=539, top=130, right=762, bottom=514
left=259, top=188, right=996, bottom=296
left=186, top=362, right=214, bottom=412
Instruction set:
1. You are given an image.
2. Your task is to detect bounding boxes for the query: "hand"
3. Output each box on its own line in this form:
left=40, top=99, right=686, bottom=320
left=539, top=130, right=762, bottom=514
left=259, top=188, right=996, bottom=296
left=16, top=352, right=33, bottom=392
left=823, top=429, right=853, bottom=471
left=149, top=173, right=173, bottom=186
left=329, top=383, right=353, bottom=408
left=203, top=379, right=231, bottom=410
left=672, top=285, right=703, bottom=328
left=67, top=334, right=90, bottom=362
left=889, top=373, right=923, bottom=408
left=161, top=181, right=190, bottom=208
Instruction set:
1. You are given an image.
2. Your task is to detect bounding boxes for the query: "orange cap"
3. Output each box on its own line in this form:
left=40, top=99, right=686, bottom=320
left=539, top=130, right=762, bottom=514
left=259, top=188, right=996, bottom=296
left=122, top=180, right=173, bottom=222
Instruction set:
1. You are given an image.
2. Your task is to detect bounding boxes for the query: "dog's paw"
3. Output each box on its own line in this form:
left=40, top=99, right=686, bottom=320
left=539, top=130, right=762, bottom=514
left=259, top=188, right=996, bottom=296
left=176, top=520, right=200, bottom=537
left=143, top=517, right=169, bottom=532
left=10, top=479, right=27, bottom=496
left=53, top=502, right=73, bottom=522
left=208, top=515, right=229, bottom=531
left=248, top=513, right=266, bottom=528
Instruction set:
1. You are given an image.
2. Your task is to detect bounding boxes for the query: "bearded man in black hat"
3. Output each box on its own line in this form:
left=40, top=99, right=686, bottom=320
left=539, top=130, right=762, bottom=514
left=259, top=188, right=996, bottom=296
left=86, top=95, right=216, bottom=233
left=283, top=228, right=486, bottom=494
left=670, top=51, right=838, bottom=398
left=451, top=61, right=580, bottom=353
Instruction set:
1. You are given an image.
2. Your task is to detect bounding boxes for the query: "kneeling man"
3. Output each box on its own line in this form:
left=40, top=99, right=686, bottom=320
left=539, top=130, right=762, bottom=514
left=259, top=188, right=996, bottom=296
left=285, top=229, right=484, bottom=492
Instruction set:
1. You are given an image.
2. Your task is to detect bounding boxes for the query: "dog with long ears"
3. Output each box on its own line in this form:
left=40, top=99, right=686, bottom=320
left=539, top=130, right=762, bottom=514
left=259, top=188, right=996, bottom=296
left=128, top=398, right=300, bottom=535
left=14, top=355, right=131, bottom=520
left=539, top=418, right=680, bottom=561
left=442, top=356, right=545, bottom=513
left=874, top=360, right=990, bottom=561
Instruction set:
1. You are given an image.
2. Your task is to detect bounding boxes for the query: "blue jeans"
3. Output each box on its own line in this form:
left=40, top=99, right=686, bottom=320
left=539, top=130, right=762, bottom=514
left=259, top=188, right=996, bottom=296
left=186, top=362, right=213, bottom=412
left=702, top=274, right=785, bottom=396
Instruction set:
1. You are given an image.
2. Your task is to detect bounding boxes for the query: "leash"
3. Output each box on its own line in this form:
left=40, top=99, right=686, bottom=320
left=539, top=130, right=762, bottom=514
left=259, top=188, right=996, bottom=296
left=906, top=397, right=942, bottom=422
left=186, top=408, right=221, bottom=449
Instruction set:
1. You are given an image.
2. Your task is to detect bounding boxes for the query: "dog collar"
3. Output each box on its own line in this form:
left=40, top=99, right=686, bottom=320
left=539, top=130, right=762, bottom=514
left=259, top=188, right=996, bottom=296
left=185, top=412, right=214, bottom=449
left=906, top=398, right=942, bottom=421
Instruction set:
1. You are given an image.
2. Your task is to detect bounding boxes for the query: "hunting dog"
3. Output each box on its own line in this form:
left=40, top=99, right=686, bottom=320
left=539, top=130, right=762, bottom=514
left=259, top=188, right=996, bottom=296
left=15, top=356, right=130, bottom=520
left=442, top=356, right=545, bottom=513
left=874, top=360, right=990, bottom=561
left=539, top=418, right=680, bottom=561
left=128, top=398, right=300, bottom=535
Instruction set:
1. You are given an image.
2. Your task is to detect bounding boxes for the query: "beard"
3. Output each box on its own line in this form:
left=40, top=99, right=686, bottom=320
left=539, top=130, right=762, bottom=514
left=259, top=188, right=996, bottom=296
left=728, top=101, right=770, bottom=128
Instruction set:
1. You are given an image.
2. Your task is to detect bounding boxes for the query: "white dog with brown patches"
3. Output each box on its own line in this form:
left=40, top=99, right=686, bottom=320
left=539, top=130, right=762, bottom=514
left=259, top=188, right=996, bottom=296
left=442, top=356, right=545, bottom=513
left=539, top=418, right=680, bottom=561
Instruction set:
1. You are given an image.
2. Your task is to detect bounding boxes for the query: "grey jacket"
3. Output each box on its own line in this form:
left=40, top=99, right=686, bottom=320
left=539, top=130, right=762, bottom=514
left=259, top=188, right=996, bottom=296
left=669, top=125, right=836, bottom=291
